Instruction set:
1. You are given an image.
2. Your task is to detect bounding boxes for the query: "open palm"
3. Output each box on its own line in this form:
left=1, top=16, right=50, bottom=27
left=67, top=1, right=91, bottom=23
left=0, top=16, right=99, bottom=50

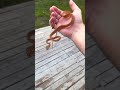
left=49, top=0, right=83, bottom=38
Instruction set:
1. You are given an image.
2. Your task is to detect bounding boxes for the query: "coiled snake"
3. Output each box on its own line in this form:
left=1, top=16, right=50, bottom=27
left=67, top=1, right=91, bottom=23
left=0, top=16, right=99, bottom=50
left=46, top=11, right=75, bottom=50
left=26, top=11, right=75, bottom=57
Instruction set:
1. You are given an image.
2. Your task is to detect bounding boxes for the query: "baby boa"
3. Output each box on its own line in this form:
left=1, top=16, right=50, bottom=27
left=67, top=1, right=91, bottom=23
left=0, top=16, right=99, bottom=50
left=26, top=30, right=35, bottom=57
left=46, top=11, right=75, bottom=50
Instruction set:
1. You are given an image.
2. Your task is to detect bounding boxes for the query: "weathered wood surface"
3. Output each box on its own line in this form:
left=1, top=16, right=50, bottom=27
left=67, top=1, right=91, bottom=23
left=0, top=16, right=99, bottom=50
left=85, top=33, right=120, bottom=90
left=0, top=1, right=34, bottom=90
left=35, top=26, right=120, bottom=90
left=35, top=26, right=85, bottom=90
left=0, top=1, right=119, bottom=90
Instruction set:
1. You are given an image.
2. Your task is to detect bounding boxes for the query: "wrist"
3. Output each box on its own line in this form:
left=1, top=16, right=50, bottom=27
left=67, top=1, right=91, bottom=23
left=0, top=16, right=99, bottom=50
left=71, top=23, right=85, bottom=40
left=71, top=23, right=85, bottom=54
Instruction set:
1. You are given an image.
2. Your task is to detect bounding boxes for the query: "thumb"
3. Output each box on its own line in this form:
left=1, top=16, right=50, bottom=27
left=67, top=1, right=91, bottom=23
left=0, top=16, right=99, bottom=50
left=69, top=0, right=80, bottom=12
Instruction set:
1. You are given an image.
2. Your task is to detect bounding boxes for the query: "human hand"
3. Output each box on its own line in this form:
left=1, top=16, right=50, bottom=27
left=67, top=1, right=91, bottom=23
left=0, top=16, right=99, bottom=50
left=49, top=0, right=84, bottom=39
left=49, top=0, right=85, bottom=54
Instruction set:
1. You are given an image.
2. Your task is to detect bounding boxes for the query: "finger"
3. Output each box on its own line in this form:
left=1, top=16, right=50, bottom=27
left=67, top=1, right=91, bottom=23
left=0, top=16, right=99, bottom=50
left=50, top=6, right=54, bottom=13
left=49, top=16, right=58, bottom=29
left=54, top=12, right=61, bottom=20
left=55, top=19, right=59, bottom=24
left=69, top=0, right=81, bottom=12
left=57, top=15, right=61, bottom=20
left=50, top=12, right=55, bottom=18
left=49, top=17, right=55, bottom=28
left=51, top=6, right=63, bottom=15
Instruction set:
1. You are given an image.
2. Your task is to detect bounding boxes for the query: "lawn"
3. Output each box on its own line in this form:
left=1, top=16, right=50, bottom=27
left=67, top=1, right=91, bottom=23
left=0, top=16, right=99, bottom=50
left=35, top=0, right=85, bottom=28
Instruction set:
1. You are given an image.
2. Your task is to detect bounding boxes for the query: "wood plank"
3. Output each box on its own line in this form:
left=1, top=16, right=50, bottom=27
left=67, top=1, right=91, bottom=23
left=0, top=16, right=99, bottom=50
left=41, top=60, right=84, bottom=90
left=96, top=67, right=120, bottom=86
left=36, top=51, right=81, bottom=76
left=86, top=37, right=96, bottom=49
left=35, top=51, right=67, bottom=70
left=0, top=14, right=34, bottom=33
left=85, top=33, right=120, bottom=90
left=35, top=41, right=73, bottom=60
left=35, top=52, right=84, bottom=81
left=0, top=1, right=34, bottom=13
left=4, top=75, right=34, bottom=90
left=68, top=77, right=85, bottom=90
left=87, top=67, right=120, bottom=90
left=0, top=24, right=33, bottom=52
left=0, top=18, right=20, bottom=28
left=35, top=26, right=85, bottom=90
left=0, top=28, right=31, bottom=46
left=0, top=37, right=28, bottom=53
left=35, top=36, right=70, bottom=50
left=26, top=86, right=35, bottom=90
left=35, top=40, right=74, bottom=62
left=0, top=2, right=34, bottom=22
left=11, top=4, right=34, bottom=16
left=54, top=68, right=85, bottom=90
left=104, top=76, right=120, bottom=90
left=0, top=43, right=30, bottom=61
left=35, top=26, right=52, bottom=33
left=86, top=60, right=114, bottom=89
left=0, top=22, right=34, bottom=39
left=35, top=37, right=65, bottom=50
left=35, top=33, right=64, bottom=49
left=0, top=56, right=34, bottom=80
left=0, top=12, right=20, bottom=23
left=64, top=45, right=80, bottom=56
left=0, top=2, right=34, bottom=90
left=35, top=51, right=68, bottom=74
left=86, top=45, right=106, bottom=70
left=35, top=45, right=79, bottom=71
left=0, top=51, right=31, bottom=69
left=86, top=33, right=91, bottom=40
left=0, top=65, right=34, bottom=90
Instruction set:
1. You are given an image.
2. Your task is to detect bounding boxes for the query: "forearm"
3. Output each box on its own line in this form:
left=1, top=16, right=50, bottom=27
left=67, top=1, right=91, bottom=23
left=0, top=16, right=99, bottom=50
left=71, top=23, right=85, bottom=55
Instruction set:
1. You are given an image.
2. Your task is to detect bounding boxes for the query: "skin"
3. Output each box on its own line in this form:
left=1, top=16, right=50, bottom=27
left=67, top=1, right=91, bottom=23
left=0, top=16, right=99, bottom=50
left=49, top=0, right=85, bottom=54
left=86, top=0, right=120, bottom=70
left=46, top=11, right=75, bottom=50
left=49, top=0, right=85, bottom=89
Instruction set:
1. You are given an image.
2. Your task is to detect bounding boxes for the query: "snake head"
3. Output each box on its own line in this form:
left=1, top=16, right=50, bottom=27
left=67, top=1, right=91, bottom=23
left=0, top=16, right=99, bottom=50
left=46, top=44, right=50, bottom=50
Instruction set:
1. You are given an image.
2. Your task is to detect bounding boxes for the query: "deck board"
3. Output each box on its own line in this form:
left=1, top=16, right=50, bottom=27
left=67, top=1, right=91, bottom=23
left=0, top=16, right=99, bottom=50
left=35, top=26, right=85, bottom=90
left=35, top=26, right=120, bottom=90
left=0, top=1, right=120, bottom=89
left=0, top=1, right=35, bottom=90
left=85, top=33, right=120, bottom=90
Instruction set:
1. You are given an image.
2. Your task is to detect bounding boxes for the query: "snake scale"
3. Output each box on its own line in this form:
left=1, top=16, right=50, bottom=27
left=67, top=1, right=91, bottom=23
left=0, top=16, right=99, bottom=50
left=46, top=11, right=75, bottom=50
left=26, top=11, right=75, bottom=57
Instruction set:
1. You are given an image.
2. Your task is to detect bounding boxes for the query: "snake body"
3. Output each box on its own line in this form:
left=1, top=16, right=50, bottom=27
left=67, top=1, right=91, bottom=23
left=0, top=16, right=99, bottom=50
left=46, top=11, right=75, bottom=50
left=26, top=30, right=35, bottom=57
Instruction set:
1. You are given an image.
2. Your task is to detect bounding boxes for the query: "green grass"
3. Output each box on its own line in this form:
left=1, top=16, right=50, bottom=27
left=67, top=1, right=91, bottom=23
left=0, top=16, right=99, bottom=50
left=35, top=0, right=85, bottom=28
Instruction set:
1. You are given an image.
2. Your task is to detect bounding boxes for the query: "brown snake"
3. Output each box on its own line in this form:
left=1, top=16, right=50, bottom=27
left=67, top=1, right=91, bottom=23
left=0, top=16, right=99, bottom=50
left=26, top=30, right=35, bottom=57
left=46, top=11, right=75, bottom=50
left=26, top=11, right=75, bottom=56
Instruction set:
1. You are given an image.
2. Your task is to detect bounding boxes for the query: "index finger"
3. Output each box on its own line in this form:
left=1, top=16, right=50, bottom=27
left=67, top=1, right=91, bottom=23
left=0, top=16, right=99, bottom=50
left=50, top=6, right=63, bottom=15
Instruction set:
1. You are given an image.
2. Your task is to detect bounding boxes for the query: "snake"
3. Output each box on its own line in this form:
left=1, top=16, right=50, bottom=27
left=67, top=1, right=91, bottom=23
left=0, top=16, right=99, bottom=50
left=26, top=30, right=35, bottom=57
left=46, top=11, right=75, bottom=50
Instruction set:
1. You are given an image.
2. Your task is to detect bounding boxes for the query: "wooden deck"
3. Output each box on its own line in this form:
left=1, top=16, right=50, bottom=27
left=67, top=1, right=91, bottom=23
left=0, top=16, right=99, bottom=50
left=85, top=34, right=120, bottom=90
left=35, top=26, right=120, bottom=90
left=0, top=1, right=120, bottom=90
left=0, top=1, right=34, bottom=90
left=35, top=26, right=85, bottom=90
